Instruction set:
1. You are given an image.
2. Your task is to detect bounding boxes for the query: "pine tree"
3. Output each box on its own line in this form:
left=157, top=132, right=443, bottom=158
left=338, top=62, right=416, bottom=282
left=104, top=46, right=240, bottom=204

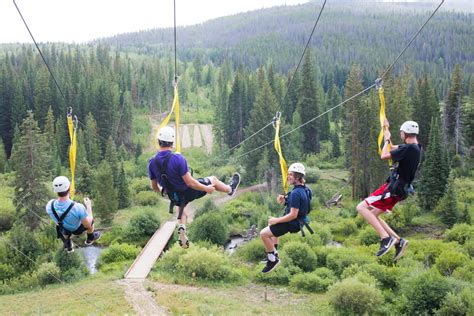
left=76, top=161, right=94, bottom=197
left=84, top=113, right=101, bottom=166
left=283, top=70, right=300, bottom=124
left=418, top=117, right=449, bottom=211
left=444, top=64, right=463, bottom=155
left=330, top=127, right=341, bottom=158
left=44, top=107, right=56, bottom=177
left=223, top=69, right=246, bottom=147
left=93, top=161, right=118, bottom=225
left=117, top=162, right=130, bottom=209
left=0, top=137, right=7, bottom=173
left=436, top=180, right=459, bottom=227
left=116, top=91, right=133, bottom=148
left=34, top=69, right=53, bottom=129
left=0, top=61, right=14, bottom=157
left=328, top=83, right=342, bottom=122
left=462, top=75, right=474, bottom=150
left=10, top=111, right=50, bottom=229
left=412, top=76, right=439, bottom=147
left=318, top=84, right=330, bottom=141
left=105, top=136, right=119, bottom=186
left=297, top=51, right=320, bottom=154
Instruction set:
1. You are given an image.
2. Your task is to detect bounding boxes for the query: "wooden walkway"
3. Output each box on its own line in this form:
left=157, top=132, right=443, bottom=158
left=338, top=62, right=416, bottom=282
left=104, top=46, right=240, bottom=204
left=124, top=220, right=176, bottom=279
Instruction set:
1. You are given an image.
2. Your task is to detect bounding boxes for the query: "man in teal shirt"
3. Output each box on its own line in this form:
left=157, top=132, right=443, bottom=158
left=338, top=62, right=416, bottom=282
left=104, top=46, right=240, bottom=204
left=46, top=176, right=100, bottom=253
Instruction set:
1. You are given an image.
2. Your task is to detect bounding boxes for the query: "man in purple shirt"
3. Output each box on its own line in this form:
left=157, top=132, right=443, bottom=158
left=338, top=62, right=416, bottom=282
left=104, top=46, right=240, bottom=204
left=148, top=126, right=241, bottom=248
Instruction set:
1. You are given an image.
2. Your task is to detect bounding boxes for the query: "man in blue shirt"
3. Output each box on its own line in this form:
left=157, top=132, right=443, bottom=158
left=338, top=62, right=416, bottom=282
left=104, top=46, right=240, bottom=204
left=148, top=126, right=241, bottom=248
left=46, top=176, right=100, bottom=253
left=259, top=162, right=311, bottom=273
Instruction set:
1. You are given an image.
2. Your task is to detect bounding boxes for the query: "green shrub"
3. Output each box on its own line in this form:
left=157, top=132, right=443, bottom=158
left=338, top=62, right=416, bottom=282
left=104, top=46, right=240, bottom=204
left=332, top=218, right=358, bottom=236
left=189, top=212, right=229, bottom=246
left=452, top=260, right=474, bottom=282
left=130, top=177, right=151, bottom=194
left=0, top=271, right=39, bottom=295
left=124, top=210, right=161, bottom=242
left=326, top=247, right=374, bottom=276
left=0, top=207, right=14, bottom=231
left=194, top=199, right=218, bottom=220
left=0, top=263, right=15, bottom=281
left=6, top=224, right=41, bottom=273
left=443, top=223, right=474, bottom=245
left=304, top=167, right=321, bottom=183
left=236, top=238, right=265, bottom=263
left=358, top=226, right=380, bottom=246
left=54, top=247, right=88, bottom=281
left=98, top=243, right=140, bottom=265
left=255, top=266, right=290, bottom=285
left=134, top=191, right=160, bottom=206
left=340, top=263, right=401, bottom=290
left=410, top=239, right=461, bottom=267
left=464, top=238, right=474, bottom=257
left=328, top=277, right=384, bottom=315
left=385, top=200, right=418, bottom=230
left=290, top=273, right=333, bottom=293
left=312, top=223, right=333, bottom=245
left=435, top=290, right=472, bottom=316
left=282, top=241, right=317, bottom=272
left=36, top=262, right=61, bottom=286
left=400, top=269, right=452, bottom=315
left=435, top=250, right=469, bottom=276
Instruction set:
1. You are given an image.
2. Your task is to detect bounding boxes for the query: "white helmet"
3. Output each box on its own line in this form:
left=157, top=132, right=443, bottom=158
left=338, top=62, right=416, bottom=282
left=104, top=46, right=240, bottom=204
left=288, top=163, right=305, bottom=175
left=158, top=126, right=175, bottom=143
left=400, top=121, right=419, bottom=135
left=52, top=176, right=70, bottom=193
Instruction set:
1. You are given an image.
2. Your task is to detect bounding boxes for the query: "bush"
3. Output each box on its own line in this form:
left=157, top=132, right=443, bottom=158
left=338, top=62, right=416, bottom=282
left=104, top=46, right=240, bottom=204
left=282, top=241, right=317, bottom=272
left=464, top=238, right=474, bottom=257
left=358, top=226, right=380, bottom=246
left=255, top=266, right=290, bottom=285
left=290, top=267, right=337, bottom=293
left=400, top=269, right=452, bottom=315
left=0, top=263, right=15, bottom=281
left=328, top=277, right=384, bottom=315
left=452, top=260, right=474, bottom=282
left=124, top=210, right=161, bottom=242
left=332, top=218, right=358, bottom=236
left=435, top=250, right=469, bottom=276
left=385, top=200, right=419, bottom=230
left=98, top=243, right=140, bottom=266
left=189, top=212, right=229, bottom=246
left=410, top=239, right=460, bottom=268
left=194, top=199, right=218, bottom=220
left=443, top=223, right=474, bottom=245
left=326, top=247, right=374, bottom=276
left=304, top=167, right=321, bottom=183
left=134, top=191, right=160, bottom=206
left=54, top=247, right=88, bottom=281
left=0, top=271, right=39, bottom=295
left=435, top=291, right=471, bottom=316
left=0, top=207, right=14, bottom=231
left=236, top=238, right=265, bottom=263
left=36, top=262, right=61, bottom=286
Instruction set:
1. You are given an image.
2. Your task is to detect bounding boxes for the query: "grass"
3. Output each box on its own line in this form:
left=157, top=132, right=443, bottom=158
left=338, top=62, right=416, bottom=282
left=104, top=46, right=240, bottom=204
left=113, top=205, right=172, bottom=227
left=149, top=282, right=332, bottom=315
left=0, top=274, right=133, bottom=315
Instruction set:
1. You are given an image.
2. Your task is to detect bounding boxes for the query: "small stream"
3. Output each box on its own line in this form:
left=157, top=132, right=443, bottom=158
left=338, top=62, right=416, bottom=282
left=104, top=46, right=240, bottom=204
left=224, top=235, right=246, bottom=254
left=77, top=246, right=104, bottom=274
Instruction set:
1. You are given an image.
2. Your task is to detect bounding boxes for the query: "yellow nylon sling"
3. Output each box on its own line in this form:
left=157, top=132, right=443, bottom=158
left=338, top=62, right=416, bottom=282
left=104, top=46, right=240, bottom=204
left=273, top=112, right=288, bottom=193
left=67, top=110, right=77, bottom=199
left=157, top=85, right=181, bottom=153
left=377, top=86, right=392, bottom=166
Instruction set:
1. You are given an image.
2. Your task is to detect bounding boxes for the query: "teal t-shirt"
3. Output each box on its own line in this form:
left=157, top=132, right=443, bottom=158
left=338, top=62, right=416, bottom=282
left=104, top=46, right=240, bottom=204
left=46, top=199, right=88, bottom=232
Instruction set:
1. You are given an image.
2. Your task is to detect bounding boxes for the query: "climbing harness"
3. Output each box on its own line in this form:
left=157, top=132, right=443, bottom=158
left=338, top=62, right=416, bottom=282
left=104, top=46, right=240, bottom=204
left=273, top=112, right=288, bottom=193
left=153, top=152, right=187, bottom=220
left=67, top=108, right=78, bottom=199
left=50, top=201, right=76, bottom=243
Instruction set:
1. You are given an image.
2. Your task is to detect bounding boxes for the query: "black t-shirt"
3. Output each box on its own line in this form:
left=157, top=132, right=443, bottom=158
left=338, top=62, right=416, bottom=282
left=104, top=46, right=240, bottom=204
left=390, top=143, right=422, bottom=183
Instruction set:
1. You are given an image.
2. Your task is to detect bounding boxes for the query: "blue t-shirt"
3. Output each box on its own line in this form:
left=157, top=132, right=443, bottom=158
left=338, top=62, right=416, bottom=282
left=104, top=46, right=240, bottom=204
left=148, top=150, right=189, bottom=192
left=285, top=185, right=311, bottom=226
left=46, top=199, right=88, bottom=232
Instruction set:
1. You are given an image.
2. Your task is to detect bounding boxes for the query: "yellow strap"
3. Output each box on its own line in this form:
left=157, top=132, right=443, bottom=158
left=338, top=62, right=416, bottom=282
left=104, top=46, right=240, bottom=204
left=377, top=87, right=392, bottom=166
left=274, top=116, right=288, bottom=193
left=157, top=86, right=181, bottom=153
left=67, top=114, right=77, bottom=199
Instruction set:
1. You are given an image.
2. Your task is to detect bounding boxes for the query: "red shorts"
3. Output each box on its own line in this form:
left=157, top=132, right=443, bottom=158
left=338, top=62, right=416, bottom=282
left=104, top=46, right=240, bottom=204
left=364, top=182, right=402, bottom=212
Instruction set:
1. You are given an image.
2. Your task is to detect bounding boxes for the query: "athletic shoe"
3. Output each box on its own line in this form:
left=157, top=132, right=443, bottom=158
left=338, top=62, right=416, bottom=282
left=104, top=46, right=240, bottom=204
left=393, top=238, right=409, bottom=261
left=262, top=257, right=281, bottom=273
left=178, top=226, right=189, bottom=249
left=228, top=173, right=241, bottom=196
left=64, top=239, right=74, bottom=253
left=261, top=252, right=279, bottom=263
left=85, top=231, right=101, bottom=246
left=376, top=236, right=396, bottom=257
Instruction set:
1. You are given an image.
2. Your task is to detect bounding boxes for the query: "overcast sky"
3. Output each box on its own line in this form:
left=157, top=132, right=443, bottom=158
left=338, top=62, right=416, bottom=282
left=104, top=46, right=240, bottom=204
left=1, top=0, right=309, bottom=44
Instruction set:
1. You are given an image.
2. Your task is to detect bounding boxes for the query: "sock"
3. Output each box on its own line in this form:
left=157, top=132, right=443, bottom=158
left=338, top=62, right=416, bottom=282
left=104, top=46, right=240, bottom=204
left=179, top=224, right=186, bottom=230
left=274, top=244, right=278, bottom=250
left=267, top=252, right=276, bottom=262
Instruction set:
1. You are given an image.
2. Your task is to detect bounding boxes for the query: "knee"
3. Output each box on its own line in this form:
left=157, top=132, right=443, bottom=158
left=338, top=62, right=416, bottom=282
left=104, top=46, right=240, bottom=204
left=260, top=227, right=269, bottom=238
left=208, top=176, right=217, bottom=183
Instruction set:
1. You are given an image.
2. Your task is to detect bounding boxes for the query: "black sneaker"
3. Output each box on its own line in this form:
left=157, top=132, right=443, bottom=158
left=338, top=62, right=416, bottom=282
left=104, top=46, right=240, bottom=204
left=85, top=231, right=101, bottom=246
left=178, top=227, right=189, bottom=249
left=376, top=236, right=396, bottom=257
left=64, top=238, right=74, bottom=253
left=262, top=257, right=280, bottom=273
left=393, top=238, right=409, bottom=261
left=228, top=173, right=241, bottom=196
left=261, top=252, right=279, bottom=263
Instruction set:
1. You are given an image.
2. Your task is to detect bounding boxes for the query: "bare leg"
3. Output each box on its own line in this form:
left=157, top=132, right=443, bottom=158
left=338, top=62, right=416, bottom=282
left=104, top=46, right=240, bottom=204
left=207, top=176, right=231, bottom=194
left=177, top=204, right=188, bottom=226
left=260, top=226, right=276, bottom=252
left=357, top=201, right=389, bottom=239
left=371, top=208, right=400, bottom=242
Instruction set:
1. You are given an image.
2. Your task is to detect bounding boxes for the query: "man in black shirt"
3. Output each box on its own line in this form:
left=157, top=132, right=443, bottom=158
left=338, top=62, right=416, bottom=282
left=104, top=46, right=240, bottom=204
left=357, top=120, right=421, bottom=260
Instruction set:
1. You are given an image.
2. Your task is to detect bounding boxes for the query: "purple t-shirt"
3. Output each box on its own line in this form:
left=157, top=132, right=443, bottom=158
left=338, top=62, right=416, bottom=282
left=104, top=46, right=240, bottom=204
left=148, top=150, right=189, bottom=191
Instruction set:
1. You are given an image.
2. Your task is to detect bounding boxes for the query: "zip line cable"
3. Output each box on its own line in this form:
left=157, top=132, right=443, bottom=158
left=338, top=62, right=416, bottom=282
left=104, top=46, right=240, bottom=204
left=232, top=0, right=444, bottom=161
left=174, top=0, right=178, bottom=83
left=213, top=0, right=327, bottom=160
left=13, top=0, right=114, bottom=146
